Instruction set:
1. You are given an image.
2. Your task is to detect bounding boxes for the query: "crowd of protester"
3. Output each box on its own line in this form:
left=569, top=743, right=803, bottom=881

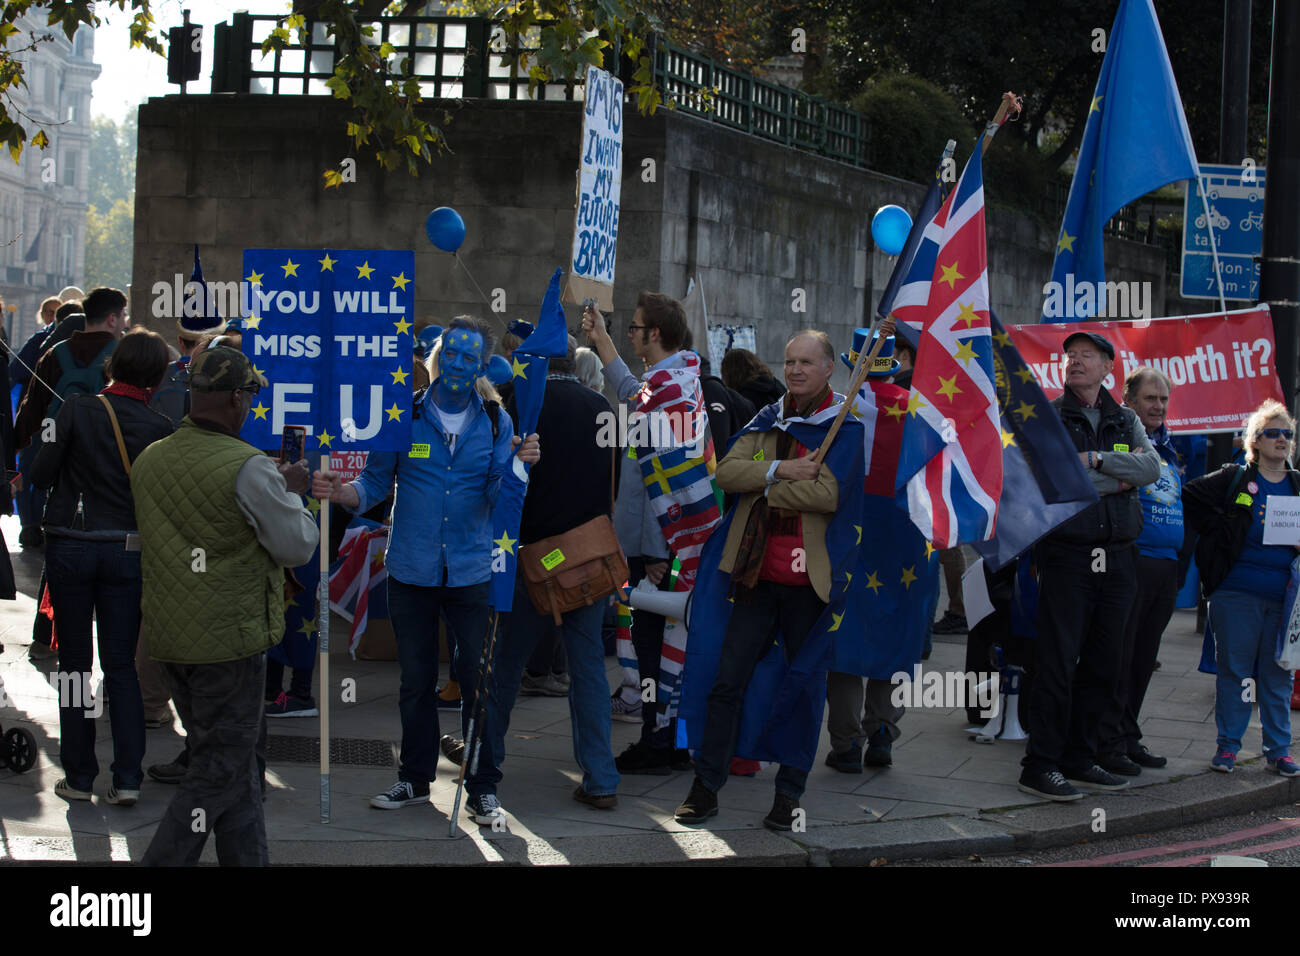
left=5, top=283, right=1296, bottom=863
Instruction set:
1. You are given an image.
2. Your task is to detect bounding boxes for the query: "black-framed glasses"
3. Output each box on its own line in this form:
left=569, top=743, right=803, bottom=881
left=628, top=324, right=649, bottom=332
left=1261, top=428, right=1294, bottom=440
left=239, top=385, right=261, bottom=397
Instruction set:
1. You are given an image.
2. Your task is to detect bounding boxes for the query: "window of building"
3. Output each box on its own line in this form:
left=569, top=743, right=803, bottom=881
left=63, top=150, right=77, bottom=188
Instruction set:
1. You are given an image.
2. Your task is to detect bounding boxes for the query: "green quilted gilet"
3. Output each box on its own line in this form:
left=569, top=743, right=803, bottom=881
left=132, top=418, right=285, bottom=663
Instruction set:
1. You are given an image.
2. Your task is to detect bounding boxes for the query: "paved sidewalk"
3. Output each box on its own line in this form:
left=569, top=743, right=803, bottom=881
left=1, top=516, right=1296, bottom=866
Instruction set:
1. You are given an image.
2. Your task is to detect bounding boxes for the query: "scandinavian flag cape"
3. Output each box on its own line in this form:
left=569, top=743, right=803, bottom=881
left=633, top=349, right=722, bottom=727
left=679, top=399, right=864, bottom=771
left=893, top=132, right=1003, bottom=547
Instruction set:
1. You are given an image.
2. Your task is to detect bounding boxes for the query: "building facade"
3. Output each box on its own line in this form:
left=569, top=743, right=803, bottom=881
left=0, top=18, right=99, bottom=346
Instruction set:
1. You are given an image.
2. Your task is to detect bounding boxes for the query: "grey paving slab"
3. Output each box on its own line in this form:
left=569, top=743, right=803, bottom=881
left=1, top=519, right=1296, bottom=866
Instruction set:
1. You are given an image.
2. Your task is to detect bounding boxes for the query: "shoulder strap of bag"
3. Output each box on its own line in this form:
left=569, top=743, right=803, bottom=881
left=98, top=395, right=131, bottom=476
left=1224, top=463, right=1246, bottom=507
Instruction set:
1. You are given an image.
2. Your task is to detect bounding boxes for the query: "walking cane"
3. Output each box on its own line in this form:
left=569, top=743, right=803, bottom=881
left=449, top=610, right=503, bottom=836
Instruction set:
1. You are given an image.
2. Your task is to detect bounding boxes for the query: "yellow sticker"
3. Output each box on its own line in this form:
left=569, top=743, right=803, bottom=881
left=541, top=548, right=565, bottom=570
left=1112, top=443, right=1129, bottom=453
left=409, top=443, right=431, bottom=458
left=627, top=446, right=637, bottom=460
left=752, top=449, right=766, bottom=461
left=1235, top=492, right=1254, bottom=507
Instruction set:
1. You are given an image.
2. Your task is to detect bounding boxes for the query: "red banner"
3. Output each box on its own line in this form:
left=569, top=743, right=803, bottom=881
left=1006, top=307, right=1283, bottom=433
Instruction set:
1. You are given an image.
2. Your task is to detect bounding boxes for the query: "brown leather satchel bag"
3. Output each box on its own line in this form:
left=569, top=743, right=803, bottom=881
left=518, top=446, right=627, bottom=624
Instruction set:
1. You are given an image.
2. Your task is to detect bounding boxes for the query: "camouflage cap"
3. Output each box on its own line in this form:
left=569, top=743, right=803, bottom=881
left=189, top=346, right=268, bottom=392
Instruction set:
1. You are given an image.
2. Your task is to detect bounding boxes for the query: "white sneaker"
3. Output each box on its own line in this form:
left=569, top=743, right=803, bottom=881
left=467, top=793, right=505, bottom=826
left=105, top=785, right=139, bottom=806
left=611, top=692, right=642, bottom=723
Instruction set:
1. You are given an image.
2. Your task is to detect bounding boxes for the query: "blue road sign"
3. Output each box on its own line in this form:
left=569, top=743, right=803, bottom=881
left=1181, top=162, right=1265, bottom=301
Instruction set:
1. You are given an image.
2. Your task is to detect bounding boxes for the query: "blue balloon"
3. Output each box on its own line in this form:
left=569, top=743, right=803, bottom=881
left=871, top=204, right=913, bottom=256
left=426, top=206, right=466, bottom=252
left=485, top=354, right=513, bottom=386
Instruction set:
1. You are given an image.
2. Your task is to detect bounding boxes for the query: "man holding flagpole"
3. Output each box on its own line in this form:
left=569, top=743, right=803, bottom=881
left=676, top=329, right=861, bottom=830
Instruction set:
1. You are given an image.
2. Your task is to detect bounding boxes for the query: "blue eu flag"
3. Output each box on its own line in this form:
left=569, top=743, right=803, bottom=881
left=971, top=313, right=1099, bottom=571
left=488, top=268, right=569, bottom=612
left=1041, top=0, right=1198, bottom=322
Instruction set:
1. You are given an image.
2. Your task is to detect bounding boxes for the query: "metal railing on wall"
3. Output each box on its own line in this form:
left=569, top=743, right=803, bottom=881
left=211, top=12, right=1173, bottom=263
left=211, top=13, right=870, bottom=165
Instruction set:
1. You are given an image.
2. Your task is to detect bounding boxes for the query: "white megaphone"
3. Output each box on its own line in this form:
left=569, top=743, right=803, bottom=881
left=973, top=664, right=1027, bottom=743
left=624, top=579, right=692, bottom=625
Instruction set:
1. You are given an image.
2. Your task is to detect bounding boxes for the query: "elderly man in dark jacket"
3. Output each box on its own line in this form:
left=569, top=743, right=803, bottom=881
left=1019, top=331, right=1161, bottom=802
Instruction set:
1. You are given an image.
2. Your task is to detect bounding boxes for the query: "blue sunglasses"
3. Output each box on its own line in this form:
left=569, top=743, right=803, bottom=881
left=1260, top=428, right=1294, bottom=440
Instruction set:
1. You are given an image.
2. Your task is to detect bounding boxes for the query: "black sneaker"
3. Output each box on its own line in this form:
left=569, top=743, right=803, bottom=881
left=825, top=744, right=863, bottom=774
left=615, top=740, right=672, bottom=775
left=147, top=754, right=189, bottom=784
left=932, top=612, right=968, bottom=635
left=1063, top=763, right=1129, bottom=790
left=1018, top=769, right=1083, bottom=802
left=1128, top=744, right=1167, bottom=769
left=762, top=793, right=800, bottom=831
left=1096, top=751, right=1141, bottom=776
left=370, top=780, right=430, bottom=809
left=864, top=728, right=892, bottom=767
left=674, top=777, right=718, bottom=823
left=440, top=734, right=465, bottom=765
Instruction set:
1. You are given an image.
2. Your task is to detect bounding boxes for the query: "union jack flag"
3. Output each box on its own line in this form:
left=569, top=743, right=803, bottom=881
left=328, top=519, right=390, bottom=658
left=892, top=133, right=1003, bottom=546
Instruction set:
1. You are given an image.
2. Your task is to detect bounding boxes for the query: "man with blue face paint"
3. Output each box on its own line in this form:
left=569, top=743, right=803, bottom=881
left=313, top=315, right=540, bottom=811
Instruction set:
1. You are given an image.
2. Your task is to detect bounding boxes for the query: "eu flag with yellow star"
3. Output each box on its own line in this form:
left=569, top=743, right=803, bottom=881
left=1040, top=0, right=1197, bottom=322
left=834, top=378, right=939, bottom=679
left=489, top=268, right=570, bottom=612
left=971, top=312, right=1098, bottom=572
left=239, top=248, right=415, bottom=454
left=679, top=404, right=865, bottom=771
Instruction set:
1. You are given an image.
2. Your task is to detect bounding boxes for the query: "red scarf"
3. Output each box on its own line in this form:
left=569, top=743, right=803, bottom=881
left=101, top=383, right=152, bottom=403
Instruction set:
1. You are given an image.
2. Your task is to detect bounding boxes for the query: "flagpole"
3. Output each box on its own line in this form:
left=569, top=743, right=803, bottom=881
left=1193, top=172, right=1230, bottom=312
left=318, top=453, right=331, bottom=824
left=811, top=315, right=897, bottom=465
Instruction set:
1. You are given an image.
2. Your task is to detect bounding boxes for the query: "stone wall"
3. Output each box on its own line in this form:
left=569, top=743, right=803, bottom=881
left=133, top=94, right=1170, bottom=391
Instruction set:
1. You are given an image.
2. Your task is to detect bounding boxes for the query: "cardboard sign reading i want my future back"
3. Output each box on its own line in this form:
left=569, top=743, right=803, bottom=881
left=564, top=66, right=623, bottom=311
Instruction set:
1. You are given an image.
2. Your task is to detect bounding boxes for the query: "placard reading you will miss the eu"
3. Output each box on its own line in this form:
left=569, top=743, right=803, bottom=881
left=239, top=248, right=415, bottom=454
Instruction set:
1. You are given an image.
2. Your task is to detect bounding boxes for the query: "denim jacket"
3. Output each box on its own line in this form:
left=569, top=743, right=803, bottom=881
left=349, top=385, right=515, bottom=588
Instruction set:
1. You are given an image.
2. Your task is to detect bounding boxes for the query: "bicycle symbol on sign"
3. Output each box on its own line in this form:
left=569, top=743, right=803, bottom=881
left=1239, top=211, right=1264, bottom=232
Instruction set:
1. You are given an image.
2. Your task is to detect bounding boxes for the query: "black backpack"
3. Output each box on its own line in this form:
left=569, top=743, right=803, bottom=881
left=150, top=360, right=191, bottom=425
left=48, top=340, right=114, bottom=417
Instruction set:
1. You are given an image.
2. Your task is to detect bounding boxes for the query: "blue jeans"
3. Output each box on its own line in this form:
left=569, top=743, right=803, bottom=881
left=1210, top=588, right=1292, bottom=758
left=45, top=535, right=145, bottom=790
left=468, top=576, right=619, bottom=798
left=386, top=576, right=489, bottom=786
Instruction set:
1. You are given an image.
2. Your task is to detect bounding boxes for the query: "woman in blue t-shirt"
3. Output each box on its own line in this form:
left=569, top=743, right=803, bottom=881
left=1184, top=399, right=1300, bottom=776
left=1190, top=398, right=1300, bottom=780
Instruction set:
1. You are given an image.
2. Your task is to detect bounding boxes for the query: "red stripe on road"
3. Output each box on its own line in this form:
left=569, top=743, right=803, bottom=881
left=1040, top=818, right=1300, bottom=867
left=1143, top=830, right=1300, bottom=867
